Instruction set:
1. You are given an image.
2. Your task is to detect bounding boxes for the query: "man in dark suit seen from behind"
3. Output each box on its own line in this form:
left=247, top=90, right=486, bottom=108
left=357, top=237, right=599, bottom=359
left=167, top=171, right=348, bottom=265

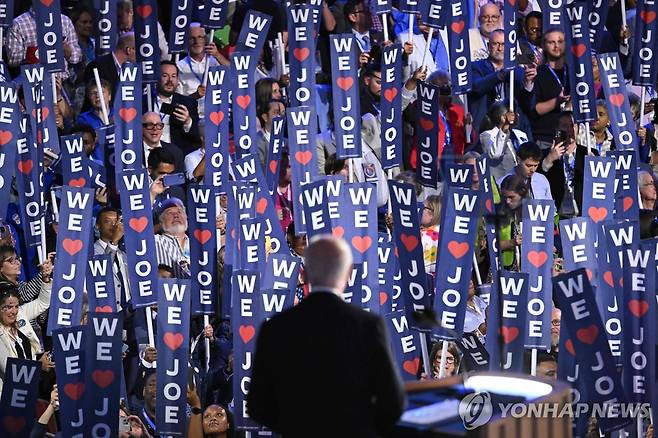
left=155, top=61, right=202, bottom=156
left=84, top=32, right=136, bottom=95
left=248, top=235, right=406, bottom=438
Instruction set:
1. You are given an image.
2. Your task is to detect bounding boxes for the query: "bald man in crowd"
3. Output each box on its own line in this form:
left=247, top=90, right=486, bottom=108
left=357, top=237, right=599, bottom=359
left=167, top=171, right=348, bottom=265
left=248, top=235, right=405, bottom=437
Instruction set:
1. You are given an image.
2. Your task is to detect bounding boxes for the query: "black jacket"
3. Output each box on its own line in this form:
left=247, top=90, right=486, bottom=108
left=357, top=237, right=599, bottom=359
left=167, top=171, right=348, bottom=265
left=247, top=291, right=406, bottom=438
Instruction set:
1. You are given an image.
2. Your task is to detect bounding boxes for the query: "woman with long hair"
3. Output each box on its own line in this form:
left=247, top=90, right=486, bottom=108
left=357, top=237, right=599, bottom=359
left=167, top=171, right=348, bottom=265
left=497, top=175, right=531, bottom=270
left=420, top=195, right=442, bottom=275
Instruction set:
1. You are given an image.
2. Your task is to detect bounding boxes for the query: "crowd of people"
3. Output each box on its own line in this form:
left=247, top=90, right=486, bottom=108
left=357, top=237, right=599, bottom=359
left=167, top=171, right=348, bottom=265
left=0, top=0, right=657, bottom=436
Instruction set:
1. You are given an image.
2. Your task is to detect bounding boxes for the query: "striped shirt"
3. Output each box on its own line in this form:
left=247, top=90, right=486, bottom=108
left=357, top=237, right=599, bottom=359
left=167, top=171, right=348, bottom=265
left=154, top=233, right=191, bottom=279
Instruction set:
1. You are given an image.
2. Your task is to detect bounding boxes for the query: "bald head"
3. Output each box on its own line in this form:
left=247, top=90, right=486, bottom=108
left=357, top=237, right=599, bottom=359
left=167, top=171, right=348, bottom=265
left=304, top=235, right=353, bottom=292
left=115, top=32, right=136, bottom=63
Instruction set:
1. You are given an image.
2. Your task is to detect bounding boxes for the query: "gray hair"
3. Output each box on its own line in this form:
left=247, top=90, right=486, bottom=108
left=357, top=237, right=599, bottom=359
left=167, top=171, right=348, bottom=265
left=304, top=235, right=353, bottom=291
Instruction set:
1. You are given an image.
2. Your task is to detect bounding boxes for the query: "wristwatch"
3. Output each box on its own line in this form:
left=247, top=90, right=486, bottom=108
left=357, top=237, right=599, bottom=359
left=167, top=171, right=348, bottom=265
left=191, top=407, right=202, bottom=415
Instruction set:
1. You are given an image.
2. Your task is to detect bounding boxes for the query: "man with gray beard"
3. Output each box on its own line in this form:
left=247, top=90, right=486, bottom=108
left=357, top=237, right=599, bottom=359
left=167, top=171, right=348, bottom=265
left=154, top=198, right=191, bottom=279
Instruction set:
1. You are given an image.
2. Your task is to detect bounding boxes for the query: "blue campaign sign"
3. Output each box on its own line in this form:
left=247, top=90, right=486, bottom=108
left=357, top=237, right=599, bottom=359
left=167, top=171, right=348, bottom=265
left=582, top=156, right=615, bottom=224
left=0, top=358, right=41, bottom=438
left=564, top=1, right=596, bottom=123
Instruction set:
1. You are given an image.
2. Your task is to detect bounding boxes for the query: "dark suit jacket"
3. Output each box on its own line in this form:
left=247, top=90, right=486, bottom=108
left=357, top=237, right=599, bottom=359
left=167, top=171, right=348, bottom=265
left=247, top=291, right=406, bottom=438
left=84, top=53, right=120, bottom=94
left=159, top=93, right=202, bottom=156
left=468, top=60, right=533, bottom=139
left=539, top=145, right=596, bottom=214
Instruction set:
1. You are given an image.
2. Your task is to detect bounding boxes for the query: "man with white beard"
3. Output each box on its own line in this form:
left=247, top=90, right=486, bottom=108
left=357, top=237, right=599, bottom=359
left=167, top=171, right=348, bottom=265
left=154, top=198, right=191, bottom=279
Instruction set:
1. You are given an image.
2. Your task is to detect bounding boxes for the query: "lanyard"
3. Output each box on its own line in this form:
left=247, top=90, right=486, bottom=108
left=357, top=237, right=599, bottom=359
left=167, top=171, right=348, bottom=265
left=142, top=409, right=156, bottom=432
left=185, top=57, right=205, bottom=84
left=547, top=65, right=566, bottom=89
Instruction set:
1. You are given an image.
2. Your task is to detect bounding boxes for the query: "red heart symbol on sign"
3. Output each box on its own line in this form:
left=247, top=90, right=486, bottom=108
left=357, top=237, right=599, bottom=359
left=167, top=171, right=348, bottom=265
left=136, top=5, right=152, bottom=18
left=92, top=370, right=115, bottom=389
left=63, top=238, right=83, bottom=256
left=451, top=20, right=465, bottom=34
left=236, top=95, right=251, bottom=110
left=293, top=47, right=310, bottom=62
left=527, top=250, right=548, bottom=268
left=64, top=382, right=85, bottom=401
left=564, top=339, right=575, bottom=356
left=623, top=196, right=633, bottom=212
left=194, top=229, right=212, bottom=245
left=379, top=292, right=387, bottom=305
left=641, top=10, right=656, bottom=24
left=129, top=216, right=148, bottom=233
left=209, top=111, right=224, bottom=126
left=295, top=150, right=313, bottom=165
left=256, top=197, right=268, bottom=214
left=18, top=160, right=33, bottom=175
left=628, top=299, right=649, bottom=318
left=351, top=236, right=372, bottom=254
left=41, top=107, right=49, bottom=120
left=336, top=76, right=354, bottom=91
left=447, top=241, right=469, bottom=259
left=95, top=305, right=113, bottom=313
left=239, top=325, right=255, bottom=344
left=509, top=0, right=516, bottom=6
left=69, top=177, right=86, bottom=187
left=586, top=269, right=593, bottom=281
left=0, top=131, right=12, bottom=146
left=384, top=88, right=398, bottom=103
left=485, top=198, right=492, bottom=213
left=620, top=277, right=624, bottom=287
left=500, top=326, right=519, bottom=344
left=402, top=357, right=420, bottom=375
left=571, top=43, right=586, bottom=58
left=269, top=159, right=278, bottom=175
left=419, top=118, right=434, bottom=131
left=118, top=107, right=137, bottom=123
left=400, top=234, right=419, bottom=252
left=587, top=206, right=608, bottom=223
left=576, top=324, right=599, bottom=344
left=40, top=0, right=54, bottom=7
left=37, top=129, right=44, bottom=145
left=603, top=271, right=614, bottom=288
left=332, top=226, right=345, bottom=238
left=2, top=416, right=26, bottom=434
left=163, top=332, right=184, bottom=350
left=609, top=93, right=625, bottom=107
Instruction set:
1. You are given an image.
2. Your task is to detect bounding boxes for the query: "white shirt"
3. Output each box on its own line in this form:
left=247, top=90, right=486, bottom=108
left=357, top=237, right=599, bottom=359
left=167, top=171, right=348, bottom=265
left=156, top=95, right=192, bottom=144
left=396, top=30, right=449, bottom=83
left=185, top=148, right=204, bottom=181
left=176, top=54, right=219, bottom=118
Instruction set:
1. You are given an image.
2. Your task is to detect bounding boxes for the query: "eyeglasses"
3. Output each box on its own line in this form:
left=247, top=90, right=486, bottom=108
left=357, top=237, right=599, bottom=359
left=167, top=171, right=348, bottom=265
left=551, top=319, right=561, bottom=327
left=434, top=356, right=455, bottom=365
left=480, top=15, right=500, bottom=21
left=2, top=256, right=21, bottom=265
left=424, top=206, right=434, bottom=213
left=143, top=122, right=165, bottom=130
left=489, top=42, right=505, bottom=48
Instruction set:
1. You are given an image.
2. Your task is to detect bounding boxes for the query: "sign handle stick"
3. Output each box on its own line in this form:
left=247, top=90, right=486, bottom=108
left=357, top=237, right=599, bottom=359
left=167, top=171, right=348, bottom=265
left=637, top=414, right=643, bottom=438
left=515, top=246, right=521, bottom=272
left=204, top=314, right=211, bottom=372
left=348, top=159, right=354, bottom=183
left=382, top=13, right=389, bottom=42
left=51, top=73, right=58, bottom=105
left=146, top=84, right=153, bottom=113
left=50, top=189, right=59, bottom=224
left=585, top=121, right=592, bottom=155
left=621, top=0, right=628, bottom=45
left=530, top=348, right=537, bottom=376
left=472, top=253, right=482, bottom=285
left=509, top=69, right=515, bottom=112
left=146, top=306, right=156, bottom=347
left=37, top=216, right=47, bottom=264
left=640, top=87, right=646, bottom=125
left=93, top=68, right=110, bottom=125
left=174, top=53, right=179, bottom=64
left=421, top=28, right=434, bottom=70
left=408, top=14, right=414, bottom=44
left=0, top=28, right=3, bottom=60
left=437, top=339, right=449, bottom=378
left=419, top=332, right=431, bottom=377
left=202, top=30, right=215, bottom=87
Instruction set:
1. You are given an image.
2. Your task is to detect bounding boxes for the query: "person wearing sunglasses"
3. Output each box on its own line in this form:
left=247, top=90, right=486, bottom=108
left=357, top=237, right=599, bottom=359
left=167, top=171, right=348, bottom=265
left=142, top=111, right=185, bottom=174
left=0, top=245, right=54, bottom=310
